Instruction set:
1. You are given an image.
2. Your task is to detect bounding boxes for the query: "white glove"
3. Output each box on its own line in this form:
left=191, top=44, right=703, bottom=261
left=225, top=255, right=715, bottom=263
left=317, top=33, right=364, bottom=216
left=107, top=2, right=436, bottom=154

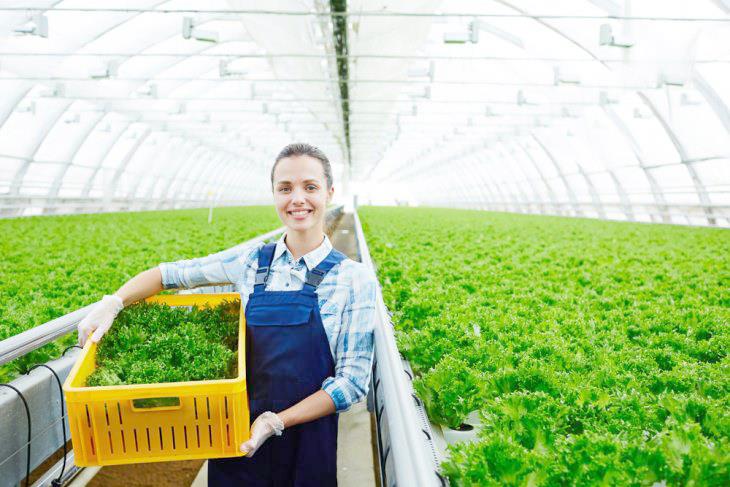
left=77, top=295, right=124, bottom=346
left=239, top=411, right=285, bottom=457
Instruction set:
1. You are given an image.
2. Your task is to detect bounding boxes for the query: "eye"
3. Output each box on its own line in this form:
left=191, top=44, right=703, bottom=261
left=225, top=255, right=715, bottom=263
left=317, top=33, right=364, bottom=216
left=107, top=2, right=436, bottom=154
left=306, top=184, right=318, bottom=191
left=278, top=186, right=291, bottom=193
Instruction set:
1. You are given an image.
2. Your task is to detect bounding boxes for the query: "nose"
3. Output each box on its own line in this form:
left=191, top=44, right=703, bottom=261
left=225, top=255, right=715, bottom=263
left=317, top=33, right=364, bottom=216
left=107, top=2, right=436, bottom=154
left=290, top=186, right=306, bottom=204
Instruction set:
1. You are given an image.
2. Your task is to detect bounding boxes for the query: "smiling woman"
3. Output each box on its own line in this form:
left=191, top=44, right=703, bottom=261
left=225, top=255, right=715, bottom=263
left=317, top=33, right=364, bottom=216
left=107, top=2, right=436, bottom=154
left=271, top=143, right=335, bottom=243
left=74, top=141, right=377, bottom=487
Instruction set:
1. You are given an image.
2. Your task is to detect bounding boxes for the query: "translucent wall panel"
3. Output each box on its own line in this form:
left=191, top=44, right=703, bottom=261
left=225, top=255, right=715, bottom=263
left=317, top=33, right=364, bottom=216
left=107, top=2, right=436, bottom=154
left=58, top=166, right=94, bottom=198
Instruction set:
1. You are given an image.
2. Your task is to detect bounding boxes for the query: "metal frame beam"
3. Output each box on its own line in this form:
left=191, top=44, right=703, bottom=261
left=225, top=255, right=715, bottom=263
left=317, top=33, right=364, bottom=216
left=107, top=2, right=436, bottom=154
left=638, top=91, right=715, bottom=224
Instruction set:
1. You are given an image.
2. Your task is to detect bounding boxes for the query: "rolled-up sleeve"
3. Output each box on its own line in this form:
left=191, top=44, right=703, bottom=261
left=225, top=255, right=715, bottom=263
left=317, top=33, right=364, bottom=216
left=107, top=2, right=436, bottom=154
left=322, top=266, right=377, bottom=412
left=159, top=242, right=260, bottom=290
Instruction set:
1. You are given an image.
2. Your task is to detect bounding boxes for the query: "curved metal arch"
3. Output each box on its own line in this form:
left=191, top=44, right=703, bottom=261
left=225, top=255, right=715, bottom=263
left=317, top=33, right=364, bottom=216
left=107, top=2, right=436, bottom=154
left=11, top=3, right=284, bottom=212
left=469, top=153, right=505, bottom=210
left=455, top=155, right=487, bottom=209
left=511, top=139, right=562, bottom=215
left=169, top=149, right=217, bottom=202
left=46, top=110, right=108, bottom=200
left=183, top=152, right=231, bottom=201
left=0, top=84, right=33, bottom=132
left=490, top=144, right=533, bottom=213
left=530, top=133, right=582, bottom=216
left=497, top=140, right=548, bottom=214
left=11, top=0, right=169, bottom=200
left=136, top=135, right=188, bottom=200
left=9, top=100, right=73, bottom=198
left=463, top=154, right=496, bottom=210
left=120, top=131, right=166, bottom=201
left=200, top=157, right=241, bottom=204
left=79, top=121, right=134, bottom=197
left=159, top=143, right=206, bottom=199
left=106, top=128, right=152, bottom=201
left=494, top=0, right=610, bottom=69
left=453, top=157, right=477, bottom=208
left=638, top=91, right=715, bottom=225
left=208, top=158, right=243, bottom=202
left=693, top=71, right=730, bottom=134
left=601, top=105, right=670, bottom=223
left=473, top=152, right=515, bottom=212
left=577, top=118, right=634, bottom=221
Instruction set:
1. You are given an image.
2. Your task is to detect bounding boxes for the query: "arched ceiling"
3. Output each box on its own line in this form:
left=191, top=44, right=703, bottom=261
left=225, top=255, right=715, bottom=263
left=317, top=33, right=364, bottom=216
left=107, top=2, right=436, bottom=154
left=0, top=0, right=728, bottom=225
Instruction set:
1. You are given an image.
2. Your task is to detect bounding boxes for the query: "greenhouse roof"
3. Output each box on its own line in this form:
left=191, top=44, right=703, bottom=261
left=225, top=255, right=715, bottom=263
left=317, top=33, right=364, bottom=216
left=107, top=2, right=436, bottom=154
left=0, top=0, right=728, bottom=225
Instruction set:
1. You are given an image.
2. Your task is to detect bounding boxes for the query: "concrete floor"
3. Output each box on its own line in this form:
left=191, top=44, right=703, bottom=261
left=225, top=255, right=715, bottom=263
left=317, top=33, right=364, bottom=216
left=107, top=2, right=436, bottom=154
left=190, top=401, right=376, bottom=487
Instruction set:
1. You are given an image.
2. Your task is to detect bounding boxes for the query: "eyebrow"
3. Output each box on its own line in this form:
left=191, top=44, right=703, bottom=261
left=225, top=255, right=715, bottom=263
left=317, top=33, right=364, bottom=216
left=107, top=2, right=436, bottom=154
left=275, top=179, right=321, bottom=185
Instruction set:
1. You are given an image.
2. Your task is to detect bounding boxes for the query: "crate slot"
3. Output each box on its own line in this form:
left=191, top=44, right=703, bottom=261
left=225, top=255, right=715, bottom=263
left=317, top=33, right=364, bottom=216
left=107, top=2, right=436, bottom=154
left=206, top=397, right=211, bottom=420
left=184, top=425, right=189, bottom=449
left=226, top=424, right=230, bottom=447
left=196, top=425, right=201, bottom=448
left=146, top=428, right=151, bottom=451
left=85, top=405, right=91, bottom=428
left=90, top=435, right=95, bottom=456
left=108, top=431, right=114, bottom=454
left=224, top=397, right=229, bottom=419
left=194, top=398, right=198, bottom=420
left=133, top=429, right=139, bottom=452
left=121, top=430, right=126, bottom=453
left=104, top=403, right=110, bottom=426
left=117, top=402, right=123, bottom=424
left=171, top=426, right=176, bottom=450
left=208, top=425, right=213, bottom=447
left=159, top=426, right=164, bottom=450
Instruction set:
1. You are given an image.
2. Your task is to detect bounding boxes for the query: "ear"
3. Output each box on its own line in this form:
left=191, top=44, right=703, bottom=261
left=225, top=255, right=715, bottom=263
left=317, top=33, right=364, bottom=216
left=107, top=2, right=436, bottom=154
left=327, top=186, right=334, bottom=203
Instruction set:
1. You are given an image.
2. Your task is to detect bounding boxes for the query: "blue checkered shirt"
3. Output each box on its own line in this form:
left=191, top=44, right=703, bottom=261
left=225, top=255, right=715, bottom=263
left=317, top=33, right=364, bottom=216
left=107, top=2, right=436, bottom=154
left=158, top=234, right=376, bottom=412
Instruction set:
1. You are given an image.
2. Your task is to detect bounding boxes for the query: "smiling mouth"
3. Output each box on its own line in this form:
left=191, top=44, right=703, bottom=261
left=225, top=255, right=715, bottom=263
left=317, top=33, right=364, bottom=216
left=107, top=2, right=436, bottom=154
left=288, top=209, right=313, bottom=216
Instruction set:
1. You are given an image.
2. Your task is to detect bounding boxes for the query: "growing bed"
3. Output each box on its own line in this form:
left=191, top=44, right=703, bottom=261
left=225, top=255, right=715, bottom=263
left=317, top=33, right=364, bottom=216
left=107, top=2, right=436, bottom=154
left=360, top=206, right=729, bottom=486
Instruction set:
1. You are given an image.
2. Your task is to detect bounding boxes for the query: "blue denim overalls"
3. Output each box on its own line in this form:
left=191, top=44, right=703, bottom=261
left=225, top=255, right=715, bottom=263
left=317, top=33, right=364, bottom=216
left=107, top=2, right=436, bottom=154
left=208, top=242, right=346, bottom=486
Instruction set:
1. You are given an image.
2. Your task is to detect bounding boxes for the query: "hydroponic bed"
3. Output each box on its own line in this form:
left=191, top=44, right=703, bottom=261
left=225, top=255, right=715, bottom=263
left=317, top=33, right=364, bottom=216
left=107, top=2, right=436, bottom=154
left=360, top=206, right=729, bottom=486
left=0, top=206, right=279, bottom=382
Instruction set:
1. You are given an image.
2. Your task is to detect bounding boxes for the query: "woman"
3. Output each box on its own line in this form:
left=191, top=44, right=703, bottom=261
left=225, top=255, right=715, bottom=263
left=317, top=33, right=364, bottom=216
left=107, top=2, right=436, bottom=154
left=77, top=143, right=377, bottom=486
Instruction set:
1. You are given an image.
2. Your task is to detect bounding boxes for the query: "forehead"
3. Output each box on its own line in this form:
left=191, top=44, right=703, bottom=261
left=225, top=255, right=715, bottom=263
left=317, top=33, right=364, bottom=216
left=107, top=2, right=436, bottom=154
left=273, top=155, right=325, bottom=182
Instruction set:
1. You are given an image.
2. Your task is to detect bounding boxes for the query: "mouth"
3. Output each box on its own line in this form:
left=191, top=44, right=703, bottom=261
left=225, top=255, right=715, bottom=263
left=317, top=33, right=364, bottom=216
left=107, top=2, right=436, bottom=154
left=287, top=209, right=313, bottom=219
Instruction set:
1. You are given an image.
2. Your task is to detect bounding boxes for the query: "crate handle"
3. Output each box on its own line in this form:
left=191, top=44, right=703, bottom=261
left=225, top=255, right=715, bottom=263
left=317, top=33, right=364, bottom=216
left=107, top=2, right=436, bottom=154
left=130, top=397, right=182, bottom=412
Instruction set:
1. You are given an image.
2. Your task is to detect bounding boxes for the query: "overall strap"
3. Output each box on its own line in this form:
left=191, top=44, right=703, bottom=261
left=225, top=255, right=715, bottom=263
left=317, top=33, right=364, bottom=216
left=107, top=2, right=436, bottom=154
left=254, top=243, right=277, bottom=291
left=303, top=249, right=347, bottom=292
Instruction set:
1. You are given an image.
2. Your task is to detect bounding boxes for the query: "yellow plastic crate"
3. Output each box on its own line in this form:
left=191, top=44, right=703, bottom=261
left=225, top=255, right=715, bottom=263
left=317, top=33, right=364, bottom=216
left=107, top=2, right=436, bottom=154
left=63, top=293, right=249, bottom=466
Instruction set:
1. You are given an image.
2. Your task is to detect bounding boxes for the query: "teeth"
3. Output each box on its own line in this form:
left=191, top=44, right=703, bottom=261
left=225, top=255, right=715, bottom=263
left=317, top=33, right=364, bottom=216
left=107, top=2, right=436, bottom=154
left=290, top=210, right=310, bottom=216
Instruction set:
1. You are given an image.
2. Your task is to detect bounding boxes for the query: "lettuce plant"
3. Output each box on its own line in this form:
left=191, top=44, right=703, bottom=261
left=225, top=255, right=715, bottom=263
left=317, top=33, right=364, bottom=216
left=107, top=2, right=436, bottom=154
left=86, top=300, right=240, bottom=387
left=361, top=207, right=729, bottom=485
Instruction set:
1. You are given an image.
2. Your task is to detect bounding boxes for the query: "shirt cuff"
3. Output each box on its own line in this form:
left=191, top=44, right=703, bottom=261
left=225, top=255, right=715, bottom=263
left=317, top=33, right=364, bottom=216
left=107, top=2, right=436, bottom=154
left=322, top=376, right=361, bottom=413
left=158, top=263, right=180, bottom=290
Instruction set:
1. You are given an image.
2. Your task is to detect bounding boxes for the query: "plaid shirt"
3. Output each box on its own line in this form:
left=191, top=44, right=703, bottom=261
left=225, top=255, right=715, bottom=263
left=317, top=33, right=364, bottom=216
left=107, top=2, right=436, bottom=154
left=158, top=234, right=376, bottom=412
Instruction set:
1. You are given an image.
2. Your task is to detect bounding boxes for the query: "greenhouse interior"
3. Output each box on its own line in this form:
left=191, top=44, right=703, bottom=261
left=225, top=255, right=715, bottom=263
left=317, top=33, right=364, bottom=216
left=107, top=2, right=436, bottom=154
left=0, top=1, right=728, bottom=486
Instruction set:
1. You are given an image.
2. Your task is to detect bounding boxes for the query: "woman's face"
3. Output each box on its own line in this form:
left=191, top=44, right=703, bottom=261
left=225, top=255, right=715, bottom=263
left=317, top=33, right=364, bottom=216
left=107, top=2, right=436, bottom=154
left=272, top=155, right=333, bottom=234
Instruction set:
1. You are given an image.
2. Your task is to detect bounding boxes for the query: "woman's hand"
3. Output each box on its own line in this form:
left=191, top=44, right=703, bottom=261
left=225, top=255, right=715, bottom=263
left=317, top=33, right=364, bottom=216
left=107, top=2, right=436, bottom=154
left=77, top=294, right=124, bottom=346
left=240, top=411, right=285, bottom=457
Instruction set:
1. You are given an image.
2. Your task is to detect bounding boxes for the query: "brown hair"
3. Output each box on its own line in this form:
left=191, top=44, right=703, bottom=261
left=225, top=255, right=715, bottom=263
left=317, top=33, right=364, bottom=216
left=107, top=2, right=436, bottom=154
left=271, top=143, right=333, bottom=189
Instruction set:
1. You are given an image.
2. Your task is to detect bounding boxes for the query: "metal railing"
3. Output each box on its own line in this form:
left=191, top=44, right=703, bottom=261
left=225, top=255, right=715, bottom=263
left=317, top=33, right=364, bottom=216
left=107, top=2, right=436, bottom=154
left=353, top=210, right=443, bottom=487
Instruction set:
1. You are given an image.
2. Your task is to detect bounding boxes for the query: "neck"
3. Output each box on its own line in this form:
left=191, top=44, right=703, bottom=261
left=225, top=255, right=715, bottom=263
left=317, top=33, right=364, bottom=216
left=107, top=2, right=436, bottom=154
left=285, top=228, right=325, bottom=260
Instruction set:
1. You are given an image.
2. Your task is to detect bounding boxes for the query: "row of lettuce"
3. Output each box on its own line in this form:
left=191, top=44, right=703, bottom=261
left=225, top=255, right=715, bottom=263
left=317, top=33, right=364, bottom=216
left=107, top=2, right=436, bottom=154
left=359, top=207, right=729, bottom=486
left=0, top=206, right=280, bottom=382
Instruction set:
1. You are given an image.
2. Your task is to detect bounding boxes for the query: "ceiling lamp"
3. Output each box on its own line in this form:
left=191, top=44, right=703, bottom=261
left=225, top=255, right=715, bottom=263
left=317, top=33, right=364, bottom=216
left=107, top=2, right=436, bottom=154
left=90, top=60, right=119, bottom=80
left=219, top=60, right=248, bottom=78
left=14, top=13, right=48, bottom=38
left=444, top=20, right=524, bottom=49
left=599, top=24, right=633, bottom=48
left=137, top=84, right=158, bottom=98
left=182, top=17, right=219, bottom=43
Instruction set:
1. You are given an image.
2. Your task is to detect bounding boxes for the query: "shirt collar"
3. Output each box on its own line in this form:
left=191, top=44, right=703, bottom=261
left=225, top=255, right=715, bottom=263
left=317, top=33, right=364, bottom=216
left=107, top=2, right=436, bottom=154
left=273, top=233, right=333, bottom=270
